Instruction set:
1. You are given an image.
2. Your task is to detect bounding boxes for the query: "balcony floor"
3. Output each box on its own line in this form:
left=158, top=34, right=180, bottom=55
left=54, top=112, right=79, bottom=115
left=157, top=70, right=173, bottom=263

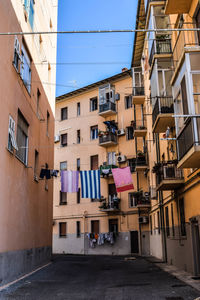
left=99, top=110, right=117, bottom=117
left=156, top=179, right=184, bottom=191
left=99, top=141, right=118, bottom=147
left=134, top=129, right=147, bottom=138
left=135, top=165, right=148, bottom=172
left=133, top=96, right=145, bottom=105
left=177, top=145, right=200, bottom=169
left=153, top=114, right=174, bottom=133
left=165, top=0, right=192, bottom=15
left=99, top=208, right=120, bottom=212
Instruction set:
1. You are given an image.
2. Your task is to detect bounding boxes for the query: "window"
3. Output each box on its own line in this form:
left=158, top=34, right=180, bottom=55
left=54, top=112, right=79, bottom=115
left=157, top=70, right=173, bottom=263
left=60, top=161, right=67, bottom=171
left=108, top=152, right=116, bottom=165
left=157, top=211, right=160, bottom=234
left=21, top=43, right=31, bottom=93
left=61, top=133, right=67, bottom=147
left=76, top=221, right=81, bottom=237
left=16, top=110, right=29, bottom=165
left=8, top=115, right=18, bottom=152
left=91, top=220, right=99, bottom=234
left=77, top=130, right=81, bottom=144
left=125, top=95, right=132, bottom=109
left=165, top=206, right=170, bottom=237
left=61, top=107, right=68, bottom=121
left=91, top=155, right=98, bottom=170
left=126, top=126, right=134, bottom=140
left=77, top=188, right=81, bottom=204
left=77, top=158, right=80, bottom=171
left=171, top=203, right=175, bottom=237
left=46, top=111, right=50, bottom=137
left=179, top=198, right=186, bottom=236
left=59, top=222, right=67, bottom=237
left=13, top=36, right=20, bottom=72
left=34, top=150, right=39, bottom=180
left=128, top=193, right=137, bottom=208
left=36, top=89, right=40, bottom=118
left=90, top=97, right=98, bottom=111
left=90, top=125, right=98, bottom=140
left=60, top=191, right=67, bottom=205
left=109, top=219, right=118, bottom=234
left=128, top=158, right=136, bottom=172
left=24, top=0, right=34, bottom=29
left=77, top=102, right=80, bottom=116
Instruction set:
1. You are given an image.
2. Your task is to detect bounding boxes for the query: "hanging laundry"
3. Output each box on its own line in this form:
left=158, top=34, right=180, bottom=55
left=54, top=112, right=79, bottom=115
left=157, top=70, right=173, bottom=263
left=112, top=167, right=134, bottom=192
left=61, top=170, right=79, bottom=193
left=80, top=170, right=101, bottom=199
left=50, top=170, right=59, bottom=177
left=40, top=168, right=51, bottom=180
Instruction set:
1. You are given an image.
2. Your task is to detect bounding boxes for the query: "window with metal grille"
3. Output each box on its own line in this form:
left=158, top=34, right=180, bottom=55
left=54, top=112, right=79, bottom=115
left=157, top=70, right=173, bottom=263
left=61, top=107, right=68, bottom=121
left=59, top=222, right=67, bottom=237
left=90, top=97, right=98, bottom=111
left=16, top=110, right=29, bottom=165
left=61, top=133, right=67, bottom=147
left=60, top=191, right=67, bottom=205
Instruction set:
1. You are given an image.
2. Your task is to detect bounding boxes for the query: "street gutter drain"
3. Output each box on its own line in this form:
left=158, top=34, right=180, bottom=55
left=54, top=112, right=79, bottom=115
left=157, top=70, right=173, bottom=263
left=165, top=297, right=184, bottom=300
left=124, top=257, right=136, bottom=261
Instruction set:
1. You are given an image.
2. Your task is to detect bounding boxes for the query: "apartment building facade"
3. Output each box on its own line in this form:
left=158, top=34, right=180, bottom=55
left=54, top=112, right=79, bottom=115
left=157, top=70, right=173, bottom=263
left=53, top=70, right=151, bottom=256
left=0, top=0, right=57, bottom=285
left=133, top=0, right=200, bottom=276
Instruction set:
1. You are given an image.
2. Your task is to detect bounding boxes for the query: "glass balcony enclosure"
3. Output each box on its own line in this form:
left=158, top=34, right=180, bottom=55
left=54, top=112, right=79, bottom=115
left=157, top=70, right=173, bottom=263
left=173, top=52, right=200, bottom=168
left=132, top=67, right=145, bottom=104
left=99, top=84, right=116, bottom=116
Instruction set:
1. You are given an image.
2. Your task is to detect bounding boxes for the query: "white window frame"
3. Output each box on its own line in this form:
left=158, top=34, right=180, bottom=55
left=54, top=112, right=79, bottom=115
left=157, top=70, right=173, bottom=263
left=90, top=125, right=98, bottom=140
left=108, top=152, right=116, bottom=165
left=20, top=44, right=31, bottom=93
left=128, top=193, right=137, bottom=208
left=8, top=115, right=18, bottom=152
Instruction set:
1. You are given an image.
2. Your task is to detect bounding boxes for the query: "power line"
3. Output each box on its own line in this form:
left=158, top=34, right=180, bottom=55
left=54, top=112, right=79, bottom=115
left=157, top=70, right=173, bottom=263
left=2, top=28, right=200, bottom=36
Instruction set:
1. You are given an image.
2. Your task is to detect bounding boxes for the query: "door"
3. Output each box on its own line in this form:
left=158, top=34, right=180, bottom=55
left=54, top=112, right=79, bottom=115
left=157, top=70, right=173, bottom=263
left=91, top=155, right=98, bottom=170
left=130, top=231, right=139, bottom=254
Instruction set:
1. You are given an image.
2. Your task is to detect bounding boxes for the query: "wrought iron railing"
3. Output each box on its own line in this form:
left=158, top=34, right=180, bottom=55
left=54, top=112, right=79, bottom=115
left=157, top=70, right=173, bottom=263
left=99, top=101, right=116, bottom=114
left=133, top=86, right=145, bottom=96
left=152, top=96, right=174, bottom=126
left=99, top=132, right=117, bottom=144
left=154, top=161, right=183, bottom=185
left=149, top=39, right=172, bottom=66
left=132, top=119, right=147, bottom=131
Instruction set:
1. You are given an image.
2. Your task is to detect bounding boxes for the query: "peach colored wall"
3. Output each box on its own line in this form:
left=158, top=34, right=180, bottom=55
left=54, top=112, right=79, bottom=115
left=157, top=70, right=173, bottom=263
left=0, top=1, right=54, bottom=253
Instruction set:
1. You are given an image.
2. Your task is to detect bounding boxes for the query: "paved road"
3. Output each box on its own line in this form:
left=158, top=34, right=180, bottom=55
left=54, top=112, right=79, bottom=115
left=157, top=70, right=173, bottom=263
left=0, top=255, right=200, bottom=300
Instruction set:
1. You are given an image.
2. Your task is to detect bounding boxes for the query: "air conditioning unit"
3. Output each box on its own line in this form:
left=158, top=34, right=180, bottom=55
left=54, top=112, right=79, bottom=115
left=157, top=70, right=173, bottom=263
left=117, top=129, right=125, bottom=136
left=138, top=216, right=149, bottom=224
left=54, top=135, right=60, bottom=143
left=117, top=155, right=127, bottom=163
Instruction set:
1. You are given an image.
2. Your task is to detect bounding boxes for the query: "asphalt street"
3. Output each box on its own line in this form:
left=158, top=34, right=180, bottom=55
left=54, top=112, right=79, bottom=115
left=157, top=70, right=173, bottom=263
left=0, top=255, right=200, bottom=300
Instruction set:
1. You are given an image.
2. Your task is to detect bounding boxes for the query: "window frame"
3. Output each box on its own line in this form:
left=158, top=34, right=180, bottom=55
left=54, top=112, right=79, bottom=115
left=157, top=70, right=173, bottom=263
left=76, top=221, right=81, bottom=238
left=16, top=111, right=29, bottom=165
left=90, top=97, right=98, bottom=112
left=20, top=43, right=31, bottom=94
left=61, top=133, right=67, bottom=147
left=60, top=161, right=67, bottom=171
left=59, top=222, right=67, bottom=238
left=124, top=95, right=132, bottom=109
left=128, top=193, right=137, bottom=208
left=61, top=107, right=68, bottom=121
left=126, top=126, right=134, bottom=140
left=77, top=102, right=80, bottom=116
left=77, top=129, right=81, bottom=144
left=77, top=158, right=80, bottom=171
left=60, top=191, right=67, bottom=205
left=90, top=125, right=98, bottom=140
left=128, top=158, right=136, bottom=173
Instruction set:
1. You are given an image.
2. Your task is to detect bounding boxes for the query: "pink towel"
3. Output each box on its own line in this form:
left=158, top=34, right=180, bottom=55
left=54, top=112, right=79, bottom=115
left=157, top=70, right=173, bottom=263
left=112, top=167, right=134, bottom=193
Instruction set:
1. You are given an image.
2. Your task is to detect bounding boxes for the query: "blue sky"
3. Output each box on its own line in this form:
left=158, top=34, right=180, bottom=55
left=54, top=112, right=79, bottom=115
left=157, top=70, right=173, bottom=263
left=56, top=0, right=137, bottom=96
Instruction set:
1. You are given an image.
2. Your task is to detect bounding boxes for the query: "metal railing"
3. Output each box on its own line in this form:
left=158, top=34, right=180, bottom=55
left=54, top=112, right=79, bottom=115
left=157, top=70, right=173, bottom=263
left=132, top=118, right=147, bottom=131
left=100, top=164, right=117, bottom=177
left=149, top=39, right=172, bottom=66
left=152, top=96, right=174, bottom=126
left=99, top=132, right=117, bottom=145
left=177, top=117, right=200, bottom=161
left=99, top=196, right=120, bottom=211
left=133, top=86, right=145, bottom=96
left=155, top=161, right=183, bottom=185
left=136, top=155, right=147, bottom=166
left=173, top=23, right=199, bottom=70
left=99, top=101, right=116, bottom=114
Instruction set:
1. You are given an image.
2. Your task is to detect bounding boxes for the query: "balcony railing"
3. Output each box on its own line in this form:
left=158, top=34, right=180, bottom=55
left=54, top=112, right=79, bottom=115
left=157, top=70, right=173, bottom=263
left=152, top=96, right=174, bottom=127
left=149, top=39, right=172, bottom=66
left=173, top=23, right=199, bottom=70
left=99, top=196, right=120, bottom=212
left=99, top=101, right=116, bottom=114
left=99, top=132, right=117, bottom=146
left=100, top=164, right=118, bottom=178
left=133, top=86, right=145, bottom=96
left=177, top=117, right=200, bottom=161
left=132, top=191, right=151, bottom=207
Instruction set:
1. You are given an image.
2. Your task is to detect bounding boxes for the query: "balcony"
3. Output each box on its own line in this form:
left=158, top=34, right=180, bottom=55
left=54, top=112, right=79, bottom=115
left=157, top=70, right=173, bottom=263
left=145, top=0, right=166, bottom=14
left=133, top=120, right=147, bottom=138
left=135, top=153, right=148, bottom=172
left=99, top=132, right=117, bottom=147
left=99, top=196, right=120, bottom=212
left=152, top=96, right=174, bottom=133
left=149, top=39, right=172, bottom=67
left=133, top=87, right=145, bottom=105
left=99, top=101, right=117, bottom=117
left=165, top=0, right=192, bottom=15
left=132, top=190, right=151, bottom=208
left=100, top=164, right=118, bottom=178
left=153, top=161, right=184, bottom=191
left=177, top=117, right=200, bottom=168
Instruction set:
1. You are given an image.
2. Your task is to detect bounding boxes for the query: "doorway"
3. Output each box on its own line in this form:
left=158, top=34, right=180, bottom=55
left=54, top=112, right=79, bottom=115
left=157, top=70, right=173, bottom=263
left=191, top=218, right=200, bottom=276
left=130, top=231, right=139, bottom=254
